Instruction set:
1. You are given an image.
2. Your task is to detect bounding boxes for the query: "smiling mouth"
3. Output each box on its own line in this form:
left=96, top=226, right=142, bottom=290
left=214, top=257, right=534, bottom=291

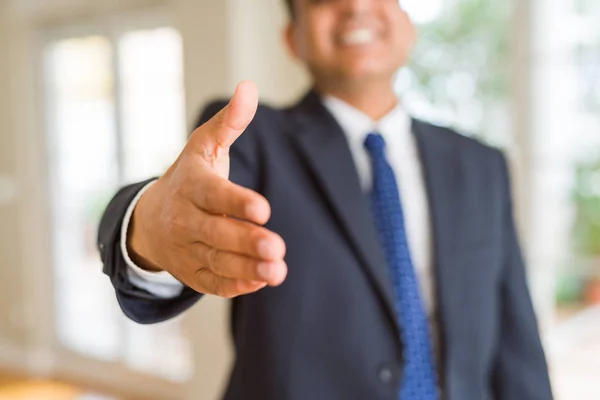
left=339, top=28, right=377, bottom=46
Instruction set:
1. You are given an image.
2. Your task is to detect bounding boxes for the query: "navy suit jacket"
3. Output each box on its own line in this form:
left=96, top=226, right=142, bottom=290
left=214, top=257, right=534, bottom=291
left=99, top=90, right=553, bottom=400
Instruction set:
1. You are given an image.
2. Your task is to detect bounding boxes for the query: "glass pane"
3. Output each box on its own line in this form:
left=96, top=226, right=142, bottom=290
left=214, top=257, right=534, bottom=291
left=540, top=0, right=600, bottom=397
left=117, top=27, right=191, bottom=381
left=400, top=0, right=512, bottom=147
left=119, top=27, right=187, bottom=183
left=46, top=36, right=122, bottom=360
left=401, top=0, right=600, bottom=396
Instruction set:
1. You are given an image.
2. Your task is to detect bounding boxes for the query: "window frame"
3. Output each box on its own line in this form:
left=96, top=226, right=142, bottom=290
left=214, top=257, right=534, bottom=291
left=35, top=7, right=190, bottom=399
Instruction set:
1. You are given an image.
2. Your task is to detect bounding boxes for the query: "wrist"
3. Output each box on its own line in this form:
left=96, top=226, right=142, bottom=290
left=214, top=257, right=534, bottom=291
left=127, top=186, right=163, bottom=272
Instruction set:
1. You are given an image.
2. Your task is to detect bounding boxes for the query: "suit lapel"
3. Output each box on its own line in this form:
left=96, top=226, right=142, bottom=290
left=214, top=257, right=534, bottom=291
left=413, top=120, right=465, bottom=385
left=288, top=91, right=400, bottom=338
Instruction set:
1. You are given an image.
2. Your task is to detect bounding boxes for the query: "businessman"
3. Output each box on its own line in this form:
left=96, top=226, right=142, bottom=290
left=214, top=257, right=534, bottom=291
left=98, top=0, right=553, bottom=399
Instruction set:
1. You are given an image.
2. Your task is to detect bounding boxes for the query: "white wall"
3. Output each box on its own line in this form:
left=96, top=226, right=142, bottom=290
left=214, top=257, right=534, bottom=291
left=178, top=0, right=308, bottom=126
left=228, top=0, right=308, bottom=105
left=0, top=0, right=29, bottom=357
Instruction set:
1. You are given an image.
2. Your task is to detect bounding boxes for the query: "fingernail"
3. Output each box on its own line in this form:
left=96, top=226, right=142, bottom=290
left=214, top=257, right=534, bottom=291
left=257, top=262, right=272, bottom=280
left=245, top=202, right=265, bottom=222
left=258, top=239, right=273, bottom=259
left=271, top=262, right=287, bottom=286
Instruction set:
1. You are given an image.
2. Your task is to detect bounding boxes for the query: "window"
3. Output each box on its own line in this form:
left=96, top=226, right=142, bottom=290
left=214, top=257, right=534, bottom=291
left=401, top=0, right=600, bottom=397
left=43, top=16, right=191, bottom=382
left=400, top=0, right=512, bottom=147
left=536, top=1, right=600, bottom=398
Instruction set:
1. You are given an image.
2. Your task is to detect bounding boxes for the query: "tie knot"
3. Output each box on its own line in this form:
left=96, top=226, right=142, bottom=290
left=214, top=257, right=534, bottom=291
left=364, top=132, right=386, bottom=156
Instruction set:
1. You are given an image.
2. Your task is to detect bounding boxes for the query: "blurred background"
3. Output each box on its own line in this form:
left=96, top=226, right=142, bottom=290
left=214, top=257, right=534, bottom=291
left=0, top=0, right=598, bottom=398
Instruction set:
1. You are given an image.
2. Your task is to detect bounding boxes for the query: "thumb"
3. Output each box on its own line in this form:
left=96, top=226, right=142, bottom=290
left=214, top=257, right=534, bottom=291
left=188, top=81, right=259, bottom=159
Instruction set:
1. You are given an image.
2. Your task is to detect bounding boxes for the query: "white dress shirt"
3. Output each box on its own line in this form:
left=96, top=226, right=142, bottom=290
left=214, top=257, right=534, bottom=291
left=122, top=96, right=435, bottom=318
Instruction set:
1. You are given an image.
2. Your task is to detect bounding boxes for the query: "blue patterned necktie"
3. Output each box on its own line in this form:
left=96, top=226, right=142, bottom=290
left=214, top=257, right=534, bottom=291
left=364, top=133, right=438, bottom=399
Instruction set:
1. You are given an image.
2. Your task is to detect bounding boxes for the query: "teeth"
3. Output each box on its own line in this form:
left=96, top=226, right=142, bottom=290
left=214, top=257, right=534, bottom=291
left=341, top=29, right=375, bottom=46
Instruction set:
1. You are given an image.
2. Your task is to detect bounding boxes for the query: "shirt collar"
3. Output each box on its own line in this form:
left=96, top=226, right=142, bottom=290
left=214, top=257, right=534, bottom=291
left=321, top=95, right=411, bottom=146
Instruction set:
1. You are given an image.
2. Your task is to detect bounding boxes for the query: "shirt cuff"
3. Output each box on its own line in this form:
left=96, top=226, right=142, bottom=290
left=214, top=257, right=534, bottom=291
left=120, top=180, right=185, bottom=299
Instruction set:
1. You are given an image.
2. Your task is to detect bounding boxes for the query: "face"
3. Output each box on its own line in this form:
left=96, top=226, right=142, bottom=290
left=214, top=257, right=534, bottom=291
left=285, top=0, right=416, bottom=86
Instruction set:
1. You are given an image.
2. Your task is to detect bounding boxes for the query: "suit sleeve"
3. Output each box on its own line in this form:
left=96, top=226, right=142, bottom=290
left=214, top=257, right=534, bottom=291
left=492, top=152, right=554, bottom=399
left=98, top=100, right=262, bottom=324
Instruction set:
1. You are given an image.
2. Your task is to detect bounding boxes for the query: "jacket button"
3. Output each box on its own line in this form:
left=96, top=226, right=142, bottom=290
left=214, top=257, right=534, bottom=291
left=378, top=365, right=393, bottom=384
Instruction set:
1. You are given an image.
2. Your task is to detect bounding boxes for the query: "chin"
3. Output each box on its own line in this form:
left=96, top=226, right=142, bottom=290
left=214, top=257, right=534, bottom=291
left=337, top=62, right=390, bottom=82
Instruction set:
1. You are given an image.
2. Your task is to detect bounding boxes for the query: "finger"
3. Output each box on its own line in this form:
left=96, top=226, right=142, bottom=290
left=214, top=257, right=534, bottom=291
left=194, top=211, right=286, bottom=261
left=193, top=268, right=267, bottom=298
left=188, top=81, right=258, bottom=157
left=190, top=171, right=270, bottom=225
left=194, top=242, right=288, bottom=286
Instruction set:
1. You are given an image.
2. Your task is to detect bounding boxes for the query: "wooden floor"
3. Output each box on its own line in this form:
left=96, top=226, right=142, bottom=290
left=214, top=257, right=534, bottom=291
left=0, top=378, right=118, bottom=400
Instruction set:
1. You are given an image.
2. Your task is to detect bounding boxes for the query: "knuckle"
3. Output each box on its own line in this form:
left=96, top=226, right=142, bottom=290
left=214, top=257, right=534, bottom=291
left=248, top=227, right=265, bottom=251
left=209, top=272, right=222, bottom=296
left=205, top=247, right=221, bottom=271
left=193, top=134, right=212, bottom=159
left=194, top=268, right=210, bottom=293
left=213, top=277, right=230, bottom=298
left=225, top=281, right=243, bottom=299
left=213, top=282, right=223, bottom=297
left=214, top=108, right=227, bottom=127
